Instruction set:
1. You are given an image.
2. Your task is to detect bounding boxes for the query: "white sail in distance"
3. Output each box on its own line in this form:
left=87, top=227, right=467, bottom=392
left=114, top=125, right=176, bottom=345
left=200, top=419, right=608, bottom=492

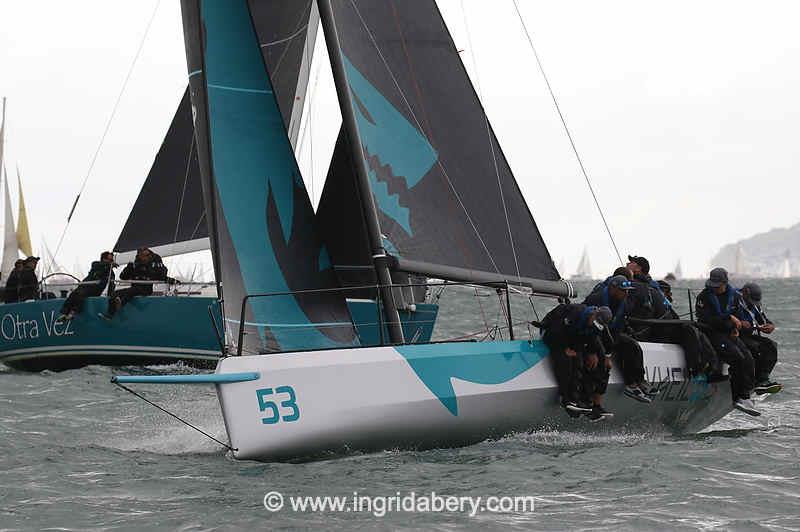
left=1, top=167, right=20, bottom=279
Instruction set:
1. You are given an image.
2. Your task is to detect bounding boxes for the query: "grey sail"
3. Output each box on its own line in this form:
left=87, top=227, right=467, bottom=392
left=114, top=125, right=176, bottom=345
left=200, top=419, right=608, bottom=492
left=179, top=0, right=357, bottom=354
left=117, top=2, right=318, bottom=263
left=114, top=87, right=208, bottom=261
left=316, top=0, right=567, bottom=295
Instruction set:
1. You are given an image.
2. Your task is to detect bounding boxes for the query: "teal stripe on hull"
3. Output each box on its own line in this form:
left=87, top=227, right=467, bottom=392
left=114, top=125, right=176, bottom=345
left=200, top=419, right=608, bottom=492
left=0, top=297, right=221, bottom=364
left=396, top=340, right=548, bottom=415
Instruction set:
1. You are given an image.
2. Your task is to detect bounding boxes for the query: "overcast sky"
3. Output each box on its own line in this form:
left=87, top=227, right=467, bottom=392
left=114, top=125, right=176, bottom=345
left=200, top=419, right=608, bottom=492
left=1, top=0, right=798, bottom=279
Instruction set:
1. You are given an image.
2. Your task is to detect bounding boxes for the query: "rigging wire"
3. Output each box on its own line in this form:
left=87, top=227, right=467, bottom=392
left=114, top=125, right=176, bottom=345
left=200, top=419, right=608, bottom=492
left=510, top=0, right=624, bottom=266
left=50, top=0, right=162, bottom=268
left=460, top=1, right=523, bottom=285
left=113, top=380, right=235, bottom=452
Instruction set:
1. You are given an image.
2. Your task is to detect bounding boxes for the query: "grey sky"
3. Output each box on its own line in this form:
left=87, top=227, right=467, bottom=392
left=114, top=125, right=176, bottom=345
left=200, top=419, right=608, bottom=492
left=1, top=0, right=798, bottom=279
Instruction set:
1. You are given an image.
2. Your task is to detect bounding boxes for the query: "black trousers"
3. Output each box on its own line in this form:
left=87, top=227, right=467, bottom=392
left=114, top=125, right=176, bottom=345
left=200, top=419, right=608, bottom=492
left=740, top=334, right=778, bottom=383
left=607, top=333, right=645, bottom=385
left=547, top=343, right=610, bottom=403
left=707, top=331, right=755, bottom=400
left=640, top=323, right=719, bottom=376
left=60, top=287, right=101, bottom=315
left=108, top=286, right=152, bottom=316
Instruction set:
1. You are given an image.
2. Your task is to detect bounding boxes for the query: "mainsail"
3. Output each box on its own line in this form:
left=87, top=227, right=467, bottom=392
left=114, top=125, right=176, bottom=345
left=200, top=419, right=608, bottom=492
left=315, top=0, right=566, bottom=295
left=116, top=1, right=318, bottom=263
left=179, top=0, right=356, bottom=353
left=15, top=168, right=32, bottom=258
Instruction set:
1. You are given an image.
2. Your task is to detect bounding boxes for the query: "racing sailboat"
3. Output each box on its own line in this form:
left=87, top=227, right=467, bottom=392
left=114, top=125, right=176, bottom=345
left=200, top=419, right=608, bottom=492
left=115, top=0, right=733, bottom=461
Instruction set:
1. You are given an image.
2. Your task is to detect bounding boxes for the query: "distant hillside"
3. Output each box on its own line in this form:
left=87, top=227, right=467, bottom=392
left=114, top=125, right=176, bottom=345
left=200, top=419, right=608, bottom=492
left=710, top=222, right=800, bottom=277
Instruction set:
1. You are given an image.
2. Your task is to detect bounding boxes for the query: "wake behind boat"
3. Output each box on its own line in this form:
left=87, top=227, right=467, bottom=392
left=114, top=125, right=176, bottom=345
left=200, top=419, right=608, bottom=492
left=113, top=0, right=750, bottom=462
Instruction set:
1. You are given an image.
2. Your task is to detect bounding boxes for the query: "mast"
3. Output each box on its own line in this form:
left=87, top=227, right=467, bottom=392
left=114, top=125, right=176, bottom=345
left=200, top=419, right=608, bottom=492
left=316, top=0, right=404, bottom=344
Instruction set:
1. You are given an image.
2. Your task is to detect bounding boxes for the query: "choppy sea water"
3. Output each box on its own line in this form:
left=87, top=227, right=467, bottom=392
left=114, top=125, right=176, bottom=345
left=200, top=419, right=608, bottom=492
left=1, top=279, right=799, bottom=530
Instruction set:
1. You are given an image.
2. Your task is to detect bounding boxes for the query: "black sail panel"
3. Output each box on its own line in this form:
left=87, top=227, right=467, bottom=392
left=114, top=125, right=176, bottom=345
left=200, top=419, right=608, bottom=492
left=318, top=0, right=559, bottom=284
left=114, top=87, right=208, bottom=257
left=249, top=0, right=318, bottom=142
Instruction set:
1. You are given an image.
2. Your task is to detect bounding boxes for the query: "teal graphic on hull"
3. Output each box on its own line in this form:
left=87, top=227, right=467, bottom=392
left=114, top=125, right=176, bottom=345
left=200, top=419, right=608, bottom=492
left=395, top=340, right=548, bottom=415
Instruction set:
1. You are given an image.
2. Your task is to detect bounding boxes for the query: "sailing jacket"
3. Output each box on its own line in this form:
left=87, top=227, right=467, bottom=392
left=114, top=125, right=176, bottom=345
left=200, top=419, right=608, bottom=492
left=3, top=269, right=21, bottom=303
left=120, top=253, right=170, bottom=293
left=695, top=286, right=746, bottom=334
left=582, top=288, right=633, bottom=335
left=82, top=261, right=115, bottom=296
left=540, top=303, right=606, bottom=356
left=15, top=268, right=40, bottom=302
left=628, top=273, right=672, bottom=320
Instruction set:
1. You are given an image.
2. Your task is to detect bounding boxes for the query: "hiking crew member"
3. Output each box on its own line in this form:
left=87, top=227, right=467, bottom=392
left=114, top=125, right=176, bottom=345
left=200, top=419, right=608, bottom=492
left=583, top=275, right=653, bottom=403
left=738, top=283, right=781, bottom=394
left=657, top=279, right=720, bottom=377
left=540, top=304, right=614, bottom=421
left=695, top=268, right=759, bottom=416
left=58, top=252, right=116, bottom=321
left=3, top=259, right=24, bottom=303
left=101, top=248, right=173, bottom=320
left=627, top=255, right=717, bottom=376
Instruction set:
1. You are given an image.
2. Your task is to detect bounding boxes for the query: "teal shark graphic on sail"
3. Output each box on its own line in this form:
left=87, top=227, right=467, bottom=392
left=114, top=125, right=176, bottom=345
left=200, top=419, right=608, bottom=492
left=201, top=0, right=357, bottom=352
left=342, top=56, right=437, bottom=238
left=396, top=340, right=548, bottom=415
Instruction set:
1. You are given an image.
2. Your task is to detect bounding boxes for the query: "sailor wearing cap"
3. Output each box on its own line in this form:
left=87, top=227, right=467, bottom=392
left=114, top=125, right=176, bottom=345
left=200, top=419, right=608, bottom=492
left=695, top=268, right=760, bottom=416
left=584, top=275, right=655, bottom=403
left=738, top=283, right=781, bottom=395
left=539, top=303, right=615, bottom=421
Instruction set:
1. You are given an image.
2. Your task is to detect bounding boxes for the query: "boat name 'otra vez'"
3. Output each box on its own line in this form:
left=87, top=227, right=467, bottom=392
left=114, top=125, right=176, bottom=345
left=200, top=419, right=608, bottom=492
left=1, top=310, right=75, bottom=341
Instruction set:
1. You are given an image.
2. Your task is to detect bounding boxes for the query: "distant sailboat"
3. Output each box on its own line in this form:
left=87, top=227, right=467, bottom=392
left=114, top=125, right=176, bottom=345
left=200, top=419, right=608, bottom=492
left=571, top=247, right=592, bottom=280
left=780, top=251, right=792, bottom=279
left=664, top=259, right=682, bottom=281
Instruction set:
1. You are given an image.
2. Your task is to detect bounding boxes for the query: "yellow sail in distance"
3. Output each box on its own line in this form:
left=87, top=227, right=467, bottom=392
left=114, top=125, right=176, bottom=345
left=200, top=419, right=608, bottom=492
left=16, top=169, right=32, bottom=257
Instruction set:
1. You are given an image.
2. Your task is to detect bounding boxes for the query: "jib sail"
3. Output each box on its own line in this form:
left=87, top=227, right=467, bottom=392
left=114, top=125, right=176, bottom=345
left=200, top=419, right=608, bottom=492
left=116, top=1, right=318, bottom=263
left=179, top=0, right=357, bottom=353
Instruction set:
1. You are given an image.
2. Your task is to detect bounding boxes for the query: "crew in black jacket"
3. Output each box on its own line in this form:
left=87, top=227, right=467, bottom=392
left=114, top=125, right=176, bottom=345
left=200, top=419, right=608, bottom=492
left=540, top=303, right=614, bottom=421
left=695, top=268, right=759, bottom=416
left=626, top=255, right=717, bottom=376
left=3, top=259, right=24, bottom=303
left=583, top=274, right=654, bottom=403
left=738, top=282, right=781, bottom=394
left=58, top=251, right=116, bottom=320
left=14, top=256, right=41, bottom=302
left=100, top=247, right=174, bottom=320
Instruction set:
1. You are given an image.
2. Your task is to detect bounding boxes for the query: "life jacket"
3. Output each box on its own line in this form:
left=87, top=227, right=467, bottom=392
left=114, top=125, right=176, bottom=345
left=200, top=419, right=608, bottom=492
left=739, top=299, right=767, bottom=326
left=600, top=287, right=626, bottom=331
left=647, top=278, right=672, bottom=311
left=707, top=285, right=736, bottom=316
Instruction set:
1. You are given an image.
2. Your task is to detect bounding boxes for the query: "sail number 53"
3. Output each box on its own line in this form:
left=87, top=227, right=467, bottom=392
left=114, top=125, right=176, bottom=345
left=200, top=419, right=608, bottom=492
left=256, top=386, right=300, bottom=424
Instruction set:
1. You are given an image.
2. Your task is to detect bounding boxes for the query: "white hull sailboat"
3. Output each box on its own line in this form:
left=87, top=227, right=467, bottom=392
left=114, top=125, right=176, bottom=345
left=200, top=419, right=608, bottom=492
left=115, top=0, right=735, bottom=462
